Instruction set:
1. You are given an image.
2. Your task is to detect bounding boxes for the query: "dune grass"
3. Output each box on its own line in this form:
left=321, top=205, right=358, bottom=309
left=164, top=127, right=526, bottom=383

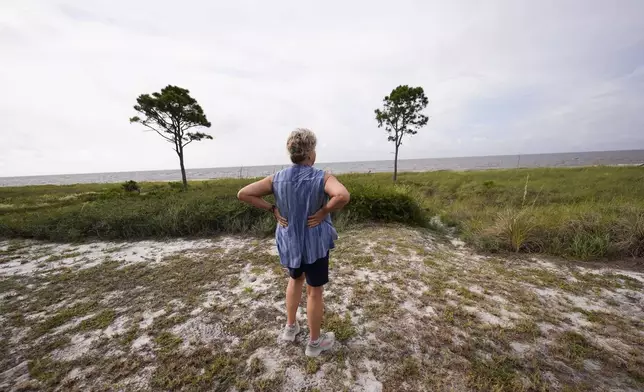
left=400, top=166, right=644, bottom=259
left=0, top=166, right=642, bottom=260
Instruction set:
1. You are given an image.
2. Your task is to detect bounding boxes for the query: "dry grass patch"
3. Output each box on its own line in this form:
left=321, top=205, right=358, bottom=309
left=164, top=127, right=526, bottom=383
left=466, top=355, right=525, bottom=392
left=552, top=331, right=603, bottom=368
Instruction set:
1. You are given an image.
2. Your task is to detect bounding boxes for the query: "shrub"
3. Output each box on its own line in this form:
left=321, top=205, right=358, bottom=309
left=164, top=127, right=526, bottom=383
left=337, top=181, right=426, bottom=226
left=121, top=180, right=140, bottom=194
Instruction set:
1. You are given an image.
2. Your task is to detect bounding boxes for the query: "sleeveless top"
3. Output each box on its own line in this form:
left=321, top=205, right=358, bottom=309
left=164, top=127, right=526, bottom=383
left=272, top=165, right=338, bottom=268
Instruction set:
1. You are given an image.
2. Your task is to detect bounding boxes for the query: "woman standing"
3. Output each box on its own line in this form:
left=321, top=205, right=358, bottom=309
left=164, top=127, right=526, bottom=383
left=237, top=128, right=350, bottom=357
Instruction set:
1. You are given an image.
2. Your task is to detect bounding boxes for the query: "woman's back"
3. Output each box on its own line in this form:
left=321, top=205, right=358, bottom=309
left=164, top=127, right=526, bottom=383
left=273, top=165, right=337, bottom=268
left=236, top=128, right=350, bottom=357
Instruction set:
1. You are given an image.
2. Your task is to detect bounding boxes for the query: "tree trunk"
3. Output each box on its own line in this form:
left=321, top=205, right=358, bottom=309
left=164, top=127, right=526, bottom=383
left=393, top=144, right=399, bottom=183
left=178, top=149, right=188, bottom=190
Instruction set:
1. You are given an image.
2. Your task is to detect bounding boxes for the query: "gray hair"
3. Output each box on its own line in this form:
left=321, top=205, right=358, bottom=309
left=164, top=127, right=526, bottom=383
left=287, top=128, right=317, bottom=163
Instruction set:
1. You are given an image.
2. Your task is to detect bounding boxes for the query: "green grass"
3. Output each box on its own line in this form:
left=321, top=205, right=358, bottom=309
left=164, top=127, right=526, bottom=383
left=150, top=347, right=241, bottom=391
left=154, top=332, right=183, bottom=355
left=28, top=357, right=71, bottom=388
left=1, top=166, right=642, bottom=260
left=554, top=331, right=603, bottom=367
left=77, top=309, right=116, bottom=332
left=120, top=325, right=139, bottom=348
left=322, top=312, right=356, bottom=341
left=305, top=358, right=320, bottom=374
left=32, top=301, right=98, bottom=337
left=467, top=355, right=524, bottom=392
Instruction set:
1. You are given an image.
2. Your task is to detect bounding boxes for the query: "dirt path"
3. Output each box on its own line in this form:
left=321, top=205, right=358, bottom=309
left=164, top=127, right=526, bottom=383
left=1, top=225, right=642, bottom=391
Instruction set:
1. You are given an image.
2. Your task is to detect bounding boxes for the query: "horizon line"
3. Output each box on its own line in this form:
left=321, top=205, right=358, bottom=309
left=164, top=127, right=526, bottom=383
left=1, top=148, right=643, bottom=180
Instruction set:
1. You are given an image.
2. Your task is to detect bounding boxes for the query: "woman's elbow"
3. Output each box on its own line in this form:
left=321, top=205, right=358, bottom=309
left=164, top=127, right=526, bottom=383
left=340, top=192, right=350, bottom=205
left=237, top=189, right=246, bottom=201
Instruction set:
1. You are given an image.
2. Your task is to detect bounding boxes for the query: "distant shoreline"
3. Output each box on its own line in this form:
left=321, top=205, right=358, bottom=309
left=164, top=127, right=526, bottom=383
left=1, top=149, right=643, bottom=187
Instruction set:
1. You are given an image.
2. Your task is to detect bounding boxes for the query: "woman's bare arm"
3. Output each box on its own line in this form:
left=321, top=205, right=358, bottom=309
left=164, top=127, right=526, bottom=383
left=322, top=174, right=350, bottom=213
left=307, top=174, right=350, bottom=227
left=237, top=176, right=287, bottom=226
left=237, top=176, right=273, bottom=210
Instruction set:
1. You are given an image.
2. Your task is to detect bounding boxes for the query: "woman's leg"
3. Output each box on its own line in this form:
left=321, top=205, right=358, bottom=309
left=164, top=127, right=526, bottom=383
left=307, top=285, right=324, bottom=341
left=286, top=275, right=305, bottom=325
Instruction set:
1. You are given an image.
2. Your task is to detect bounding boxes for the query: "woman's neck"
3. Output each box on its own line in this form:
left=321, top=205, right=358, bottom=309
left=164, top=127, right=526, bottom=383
left=297, top=159, right=314, bottom=167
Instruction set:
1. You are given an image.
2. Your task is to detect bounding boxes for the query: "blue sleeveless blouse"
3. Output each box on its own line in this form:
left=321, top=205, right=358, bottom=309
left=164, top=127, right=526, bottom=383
left=272, top=165, right=338, bottom=268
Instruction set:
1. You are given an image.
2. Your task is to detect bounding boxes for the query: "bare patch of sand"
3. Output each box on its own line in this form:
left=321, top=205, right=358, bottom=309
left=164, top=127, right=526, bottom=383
left=52, top=331, right=100, bottom=361
left=139, top=309, right=166, bottom=329
left=354, top=360, right=383, bottom=392
left=171, top=316, right=228, bottom=347
left=132, top=335, right=152, bottom=350
left=104, top=315, right=129, bottom=338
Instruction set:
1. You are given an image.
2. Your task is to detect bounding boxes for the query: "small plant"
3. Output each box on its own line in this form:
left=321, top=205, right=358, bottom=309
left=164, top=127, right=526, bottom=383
left=249, top=357, right=265, bottom=376
left=483, top=175, right=541, bottom=253
left=442, top=306, right=455, bottom=324
left=153, top=331, right=183, bottom=354
left=564, top=214, right=611, bottom=260
left=235, top=379, right=250, bottom=391
left=305, top=358, right=319, bottom=374
left=399, top=357, right=420, bottom=379
left=322, top=313, right=356, bottom=342
left=569, top=231, right=610, bottom=260
left=493, top=208, right=536, bottom=252
left=121, top=180, right=140, bottom=194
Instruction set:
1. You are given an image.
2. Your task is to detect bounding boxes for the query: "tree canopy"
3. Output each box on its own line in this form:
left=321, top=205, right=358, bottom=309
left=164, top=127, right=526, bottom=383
left=375, top=85, right=429, bottom=181
left=130, top=85, right=212, bottom=150
left=130, top=85, right=212, bottom=188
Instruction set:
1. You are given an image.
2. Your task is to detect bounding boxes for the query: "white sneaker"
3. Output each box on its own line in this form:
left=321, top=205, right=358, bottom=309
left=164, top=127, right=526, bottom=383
left=280, top=322, right=300, bottom=342
left=305, top=332, right=335, bottom=357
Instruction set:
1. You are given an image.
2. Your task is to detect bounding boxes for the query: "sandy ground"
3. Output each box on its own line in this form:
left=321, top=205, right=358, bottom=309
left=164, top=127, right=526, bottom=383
left=0, top=225, right=642, bottom=392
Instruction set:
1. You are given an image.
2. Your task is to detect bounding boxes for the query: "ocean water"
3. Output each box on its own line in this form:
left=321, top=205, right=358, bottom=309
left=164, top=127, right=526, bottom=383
left=1, top=150, right=643, bottom=187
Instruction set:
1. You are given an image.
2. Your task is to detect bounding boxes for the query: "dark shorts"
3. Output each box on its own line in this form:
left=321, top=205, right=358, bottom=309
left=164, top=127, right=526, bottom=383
left=288, top=253, right=329, bottom=287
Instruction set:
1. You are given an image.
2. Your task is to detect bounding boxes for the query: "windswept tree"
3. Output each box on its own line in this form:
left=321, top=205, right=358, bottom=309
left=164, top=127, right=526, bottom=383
left=375, top=85, right=428, bottom=182
left=130, top=85, right=212, bottom=190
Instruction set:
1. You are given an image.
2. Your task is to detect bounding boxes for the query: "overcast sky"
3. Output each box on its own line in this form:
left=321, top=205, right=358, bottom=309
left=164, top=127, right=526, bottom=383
left=1, top=1, right=643, bottom=176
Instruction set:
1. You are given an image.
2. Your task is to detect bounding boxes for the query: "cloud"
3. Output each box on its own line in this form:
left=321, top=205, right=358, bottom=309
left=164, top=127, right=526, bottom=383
left=1, top=0, right=643, bottom=176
